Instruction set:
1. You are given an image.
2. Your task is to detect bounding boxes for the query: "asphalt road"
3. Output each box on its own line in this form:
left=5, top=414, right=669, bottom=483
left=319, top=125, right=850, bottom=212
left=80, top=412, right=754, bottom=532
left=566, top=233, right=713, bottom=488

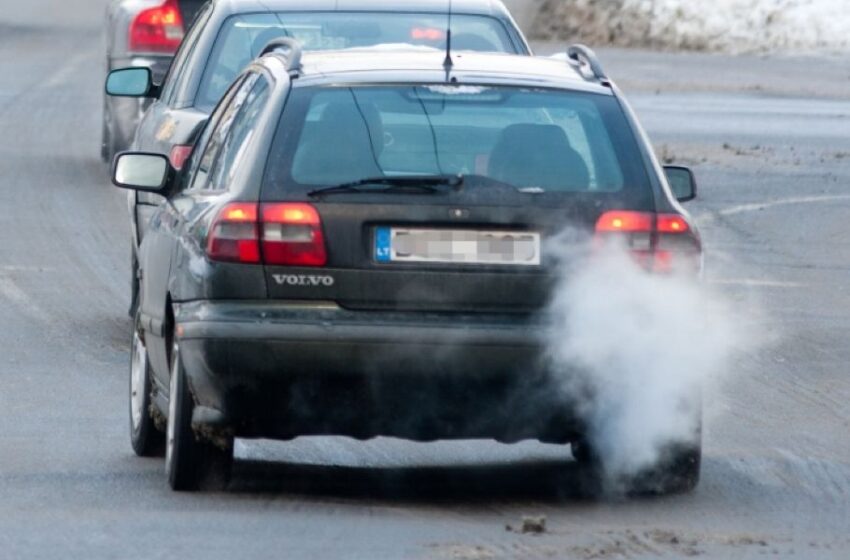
left=1, top=4, right=849, bottom=559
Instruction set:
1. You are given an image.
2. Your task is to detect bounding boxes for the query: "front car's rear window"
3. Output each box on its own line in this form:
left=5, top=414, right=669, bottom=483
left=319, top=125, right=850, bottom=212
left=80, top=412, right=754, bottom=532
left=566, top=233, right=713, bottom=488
left=196, top=12, right=516, bottom=109
left=264, top=84, right=652, bottom=204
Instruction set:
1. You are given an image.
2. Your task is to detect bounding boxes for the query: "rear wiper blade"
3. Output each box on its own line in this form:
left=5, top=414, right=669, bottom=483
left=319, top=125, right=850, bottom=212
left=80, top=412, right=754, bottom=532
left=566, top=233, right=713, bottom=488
left=307, top=174, right=463, bottom=198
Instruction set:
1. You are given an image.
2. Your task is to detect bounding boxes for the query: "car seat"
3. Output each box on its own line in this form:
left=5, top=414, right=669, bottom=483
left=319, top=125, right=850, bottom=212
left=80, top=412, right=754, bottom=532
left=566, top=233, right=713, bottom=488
left=488, top=124, right=590, bottom=191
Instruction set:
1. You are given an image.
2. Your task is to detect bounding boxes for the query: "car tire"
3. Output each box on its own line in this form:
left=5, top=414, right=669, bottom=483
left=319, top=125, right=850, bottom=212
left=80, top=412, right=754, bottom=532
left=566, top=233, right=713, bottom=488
left=571, top=431, right=701, bottom=496
left=129, top=328, right=165, bottom=457
left=165, top=339, right=232, bottom=492
left=101, top=98, right=117, bottom=164
left=129, top=247, right=140, bottom=319
left=101, top=121, right=111, bottom=163
left=570, top=437, right=597, bottom=465
left=629, top=442, right=701, bottom=495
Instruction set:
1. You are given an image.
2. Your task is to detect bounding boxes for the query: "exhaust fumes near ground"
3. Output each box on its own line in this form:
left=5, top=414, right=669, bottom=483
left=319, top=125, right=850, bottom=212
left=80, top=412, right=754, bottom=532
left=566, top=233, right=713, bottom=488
left=544, top=233, right=759, bottom=493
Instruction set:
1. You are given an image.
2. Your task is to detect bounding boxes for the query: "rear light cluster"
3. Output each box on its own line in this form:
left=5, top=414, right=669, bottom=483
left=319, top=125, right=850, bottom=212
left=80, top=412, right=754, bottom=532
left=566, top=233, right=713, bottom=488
left=129, top=0, right=185, bottom=53
left=594, top=210, right=701, bottom=274
left=206, top=203, right=327, bottom=266
left=168, top=144, right=193, bottom=170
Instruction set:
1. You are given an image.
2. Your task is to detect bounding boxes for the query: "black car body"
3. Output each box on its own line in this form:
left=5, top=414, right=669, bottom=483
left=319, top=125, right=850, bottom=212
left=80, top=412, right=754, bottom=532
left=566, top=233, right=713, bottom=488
left=103, top=0, right=206, bottom=160
left=114, top=45, right=702, bottom=491
left=106, top=0, right=532, bottom=316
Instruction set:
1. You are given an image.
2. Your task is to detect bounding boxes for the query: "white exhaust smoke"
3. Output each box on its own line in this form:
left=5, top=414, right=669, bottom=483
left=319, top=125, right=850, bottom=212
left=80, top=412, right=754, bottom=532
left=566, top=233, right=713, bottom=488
left=545, top=234, right=753, bottom=492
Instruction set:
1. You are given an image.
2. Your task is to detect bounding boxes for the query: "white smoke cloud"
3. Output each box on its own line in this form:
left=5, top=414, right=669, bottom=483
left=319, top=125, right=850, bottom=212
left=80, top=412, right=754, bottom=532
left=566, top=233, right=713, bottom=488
left=545, top=235, right=755, bottom=493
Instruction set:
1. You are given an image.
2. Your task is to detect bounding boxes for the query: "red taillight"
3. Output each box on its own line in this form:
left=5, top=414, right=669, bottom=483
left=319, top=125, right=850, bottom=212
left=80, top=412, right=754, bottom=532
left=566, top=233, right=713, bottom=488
left=205, top=202, right=327, bottom=266
left=594, top=211, right=700, bottom=273
left=129, top=0, right=184, bottom=53
left=595, top=210, right=654, bottom=233
left=206, top=203, right=260, bottom=264
left=261, top=203, right=327, bottom=266
left=656, top=214, right=690, bottom=233
left=169, top=144, right=192, bottom=170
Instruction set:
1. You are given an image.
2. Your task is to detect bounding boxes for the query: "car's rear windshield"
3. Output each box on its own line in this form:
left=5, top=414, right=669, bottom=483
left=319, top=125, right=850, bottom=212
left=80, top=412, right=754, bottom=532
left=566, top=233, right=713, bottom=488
left=263, top=84, right=653, bottom=202
left=196, top=12, right=518, bottom=109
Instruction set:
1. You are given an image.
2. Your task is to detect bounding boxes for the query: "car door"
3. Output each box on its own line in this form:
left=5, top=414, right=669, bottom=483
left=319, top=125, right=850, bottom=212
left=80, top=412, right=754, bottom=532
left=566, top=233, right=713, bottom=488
left=144, top=72, right=271, bottom=386
left=168, top=71, right=272, bottom=287
left=132, top=4, right=211, bottom=252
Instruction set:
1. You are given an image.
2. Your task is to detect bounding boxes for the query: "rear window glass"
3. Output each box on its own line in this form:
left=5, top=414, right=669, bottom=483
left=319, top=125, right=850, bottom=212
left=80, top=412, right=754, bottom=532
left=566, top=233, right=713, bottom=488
left=196, top=12, right=517, bottom=110
left=264, top=85, right=651, bottom=201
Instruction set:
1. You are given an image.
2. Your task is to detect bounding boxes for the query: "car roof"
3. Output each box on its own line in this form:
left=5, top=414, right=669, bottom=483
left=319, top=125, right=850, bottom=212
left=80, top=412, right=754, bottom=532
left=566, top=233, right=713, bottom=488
left=213, top=0, right=512, bottom=17
left=268, top=49, right=611, bottom=95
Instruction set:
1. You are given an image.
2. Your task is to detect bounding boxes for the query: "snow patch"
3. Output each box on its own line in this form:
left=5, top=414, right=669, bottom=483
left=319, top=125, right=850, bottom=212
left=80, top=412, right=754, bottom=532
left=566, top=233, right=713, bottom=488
left=532, top=0, right=850, bottom=53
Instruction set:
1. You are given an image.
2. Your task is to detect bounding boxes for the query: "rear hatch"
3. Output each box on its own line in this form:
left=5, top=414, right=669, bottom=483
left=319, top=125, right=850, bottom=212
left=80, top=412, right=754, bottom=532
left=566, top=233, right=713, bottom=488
left=257, top=82, right=657, bottom=313
left=260, top=192, right=642, bottom=313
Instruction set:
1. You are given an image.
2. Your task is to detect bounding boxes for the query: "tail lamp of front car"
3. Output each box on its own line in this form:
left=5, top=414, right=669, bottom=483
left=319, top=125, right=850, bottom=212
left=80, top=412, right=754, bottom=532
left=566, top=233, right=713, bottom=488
left=206, top=202, right=327, bottom=267
left=168, top=144, right=193, bottom=170
left=594, top=210, right=701, bottom=274
left=129, top=0, right=185, bottom=53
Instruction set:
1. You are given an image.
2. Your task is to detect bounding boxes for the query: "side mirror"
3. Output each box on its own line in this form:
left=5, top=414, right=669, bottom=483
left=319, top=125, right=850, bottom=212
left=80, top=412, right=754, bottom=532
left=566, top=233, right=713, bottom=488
left=664, top=166, right=697, bottom=203
left=113, top=152, right=172, bottom=193
left=105, top=67, right=157, bottom=98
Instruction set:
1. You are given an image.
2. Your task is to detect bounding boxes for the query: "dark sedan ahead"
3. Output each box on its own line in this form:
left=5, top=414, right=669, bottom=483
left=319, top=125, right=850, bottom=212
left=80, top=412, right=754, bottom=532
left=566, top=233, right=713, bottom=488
left=106, top=0, right=531, bottom=317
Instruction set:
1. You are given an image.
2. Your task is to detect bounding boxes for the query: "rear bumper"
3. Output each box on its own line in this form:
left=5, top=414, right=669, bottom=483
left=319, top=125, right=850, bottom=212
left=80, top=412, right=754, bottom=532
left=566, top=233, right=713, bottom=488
left=174, top=301, right=582, bottom=443
left=177, top=300, right=543, bottom=347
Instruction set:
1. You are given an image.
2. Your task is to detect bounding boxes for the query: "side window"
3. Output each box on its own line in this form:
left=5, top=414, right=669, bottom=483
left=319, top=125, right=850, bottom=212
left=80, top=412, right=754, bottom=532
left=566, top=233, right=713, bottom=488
left=189, top=73, right=270, bottom=192
left=207, top=76, right=270, bottom=191
left=182, top=75, right=246, bottom=192
left=160, top=3, right=211, bottom=106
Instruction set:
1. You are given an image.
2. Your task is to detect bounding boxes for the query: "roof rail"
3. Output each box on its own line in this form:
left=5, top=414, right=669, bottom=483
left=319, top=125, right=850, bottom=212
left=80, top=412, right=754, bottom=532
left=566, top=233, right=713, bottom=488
left=260, top=37, right=303, bottom=76
left=567, top=44, right=609, bottom=84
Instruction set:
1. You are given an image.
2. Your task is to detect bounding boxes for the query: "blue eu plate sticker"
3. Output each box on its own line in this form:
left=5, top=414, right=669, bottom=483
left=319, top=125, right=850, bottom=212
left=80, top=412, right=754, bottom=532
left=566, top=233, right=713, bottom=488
left=375, top=227, right=392, bottom=262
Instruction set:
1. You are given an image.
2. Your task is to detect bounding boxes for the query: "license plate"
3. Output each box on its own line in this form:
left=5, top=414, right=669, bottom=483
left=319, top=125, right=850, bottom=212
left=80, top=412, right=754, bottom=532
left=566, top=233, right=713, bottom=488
left=375, top=227, right=541, bottom=266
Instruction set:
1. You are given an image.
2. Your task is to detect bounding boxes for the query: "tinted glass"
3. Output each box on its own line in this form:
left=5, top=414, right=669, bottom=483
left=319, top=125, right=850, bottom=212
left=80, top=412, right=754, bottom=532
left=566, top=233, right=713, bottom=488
left=160, top=2, right=211, bottom=105
left=192, top=74, right=268, bottom=191
left=196, top=12, right=516, bottom=109
left=205, top=76, right=271, bottom=190
left=184, top=75, right=247, bottom=191
left=265, top=85, right=651, bottom=200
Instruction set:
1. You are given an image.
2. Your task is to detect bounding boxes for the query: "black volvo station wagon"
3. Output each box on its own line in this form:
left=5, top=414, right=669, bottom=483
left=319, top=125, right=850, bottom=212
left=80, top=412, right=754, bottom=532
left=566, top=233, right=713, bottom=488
left=112, top=42, right=702, bottom=492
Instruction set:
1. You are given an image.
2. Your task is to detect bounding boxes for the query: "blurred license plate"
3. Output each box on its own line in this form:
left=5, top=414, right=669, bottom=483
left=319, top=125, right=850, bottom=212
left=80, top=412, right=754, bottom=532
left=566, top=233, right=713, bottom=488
left=375, top=227, right=540, bottom=266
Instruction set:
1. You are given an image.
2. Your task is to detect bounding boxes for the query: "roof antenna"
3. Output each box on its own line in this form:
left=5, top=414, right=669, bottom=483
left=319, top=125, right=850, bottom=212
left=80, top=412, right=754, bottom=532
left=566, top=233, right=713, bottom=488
left=443, top=0, right=454, bottom=79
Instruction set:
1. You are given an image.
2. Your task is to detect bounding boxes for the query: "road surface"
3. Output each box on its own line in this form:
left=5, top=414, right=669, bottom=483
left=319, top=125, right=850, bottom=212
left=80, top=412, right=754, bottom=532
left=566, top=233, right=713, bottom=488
left=0, top=3, right=848, bottom=558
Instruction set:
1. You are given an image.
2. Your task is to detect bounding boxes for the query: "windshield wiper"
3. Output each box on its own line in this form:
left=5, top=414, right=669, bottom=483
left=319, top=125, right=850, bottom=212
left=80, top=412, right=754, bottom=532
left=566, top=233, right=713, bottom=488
left=307, top=174, right=464, bottom=198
